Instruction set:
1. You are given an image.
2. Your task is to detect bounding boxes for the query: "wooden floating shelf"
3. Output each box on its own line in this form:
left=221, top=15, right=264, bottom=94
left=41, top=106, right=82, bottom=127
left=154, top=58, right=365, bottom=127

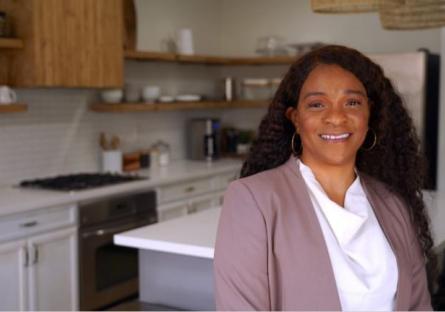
left=0, top=103, right=27, bottom=113
left=0, top=38, right=24, bottom=49
left=124, top=50, right=297, bottom=65
left=90, top=100, right=269, bottom=112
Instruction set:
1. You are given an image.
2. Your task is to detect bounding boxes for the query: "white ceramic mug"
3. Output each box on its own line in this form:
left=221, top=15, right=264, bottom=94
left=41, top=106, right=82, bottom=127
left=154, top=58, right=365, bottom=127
left=142, top=86, right=160, bottom=103
left=0, top=86, right=17, bottom=104
left=176, top=28, right=194, bottom=55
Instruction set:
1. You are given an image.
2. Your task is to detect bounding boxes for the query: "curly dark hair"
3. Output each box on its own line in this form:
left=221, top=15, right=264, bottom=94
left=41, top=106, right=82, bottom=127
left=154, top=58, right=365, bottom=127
left=241, top=45, right=435, bottom=272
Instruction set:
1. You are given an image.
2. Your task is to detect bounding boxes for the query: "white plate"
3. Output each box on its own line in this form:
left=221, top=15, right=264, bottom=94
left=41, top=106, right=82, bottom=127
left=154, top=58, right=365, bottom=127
left=159, top=96, right=175, bottom=103
left=176, top=94, right=201, bottom=102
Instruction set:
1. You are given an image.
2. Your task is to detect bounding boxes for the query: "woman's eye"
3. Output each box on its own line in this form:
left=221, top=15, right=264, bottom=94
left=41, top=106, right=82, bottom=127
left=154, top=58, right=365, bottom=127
left=347, top=99, right=362, bottom=106
left=307, top=102, right=324, bottom=109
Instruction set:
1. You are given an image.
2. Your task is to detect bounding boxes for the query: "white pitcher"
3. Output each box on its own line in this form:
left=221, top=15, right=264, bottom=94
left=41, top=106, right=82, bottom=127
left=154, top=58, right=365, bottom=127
left=0, top=86, right=17, bottom=104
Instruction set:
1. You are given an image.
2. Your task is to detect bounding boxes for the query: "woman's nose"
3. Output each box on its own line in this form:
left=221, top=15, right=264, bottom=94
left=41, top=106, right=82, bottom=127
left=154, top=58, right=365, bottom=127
left=323, top=107, right=347, bottom=125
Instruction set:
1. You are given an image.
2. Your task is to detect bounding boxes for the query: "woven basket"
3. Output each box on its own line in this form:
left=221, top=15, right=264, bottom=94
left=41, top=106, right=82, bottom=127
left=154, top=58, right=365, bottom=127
left=311, top=0, right=403, bottom=13
left=380, top=0, right=445, bottom=29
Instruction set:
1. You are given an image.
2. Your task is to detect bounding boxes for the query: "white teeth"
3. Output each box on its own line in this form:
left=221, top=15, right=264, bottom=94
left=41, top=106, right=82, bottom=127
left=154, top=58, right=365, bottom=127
left=320, top=133, right=351, bottom=141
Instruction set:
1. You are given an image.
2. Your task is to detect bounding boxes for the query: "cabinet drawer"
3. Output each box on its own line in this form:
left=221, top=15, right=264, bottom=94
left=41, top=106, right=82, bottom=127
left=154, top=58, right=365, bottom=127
left=158, top=202, right=188, bottom=222
left=188, top=197, right=219, bottom=214
left=0, top=205, right=77, bottom=243
left=216, top=171, right=238, bottom=190
left=157, top=177, right=214, bottom=204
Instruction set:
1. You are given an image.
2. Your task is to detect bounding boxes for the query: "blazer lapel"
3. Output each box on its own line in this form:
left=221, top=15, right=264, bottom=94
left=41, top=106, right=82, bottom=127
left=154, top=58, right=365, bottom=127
left=281, top=157, right=342, bottom=310
left=360, top=175, right=410, bottom=310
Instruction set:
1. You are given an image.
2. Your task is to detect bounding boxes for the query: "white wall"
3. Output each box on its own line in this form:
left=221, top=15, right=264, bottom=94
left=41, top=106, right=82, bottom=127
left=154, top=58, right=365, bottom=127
left=0, top=58, right=266, bottom=185
left=135, top=0, right=440, bottom=55
left=220, top=0, right=440, bottom=55
left=135, top=0, right=222, bottom=54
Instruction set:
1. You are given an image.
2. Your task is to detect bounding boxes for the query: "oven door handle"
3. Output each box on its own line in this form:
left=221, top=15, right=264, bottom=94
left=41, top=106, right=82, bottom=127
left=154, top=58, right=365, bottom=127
left=81, top=221, right=148, bottom=239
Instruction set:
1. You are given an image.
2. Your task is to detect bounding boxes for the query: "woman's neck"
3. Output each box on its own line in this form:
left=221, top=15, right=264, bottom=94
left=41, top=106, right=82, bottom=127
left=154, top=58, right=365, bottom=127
left=300, top=157, right=356, bottom=207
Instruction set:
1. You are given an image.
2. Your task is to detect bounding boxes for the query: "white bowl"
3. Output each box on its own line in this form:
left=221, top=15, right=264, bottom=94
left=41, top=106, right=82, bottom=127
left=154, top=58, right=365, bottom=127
left=142, top=86, right=161, bottom=103
left=101, top=89, right=123, bottom=103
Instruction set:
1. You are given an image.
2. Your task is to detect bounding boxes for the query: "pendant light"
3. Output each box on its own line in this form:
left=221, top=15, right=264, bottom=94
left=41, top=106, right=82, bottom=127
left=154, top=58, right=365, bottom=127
left=380, top=0, right=445, bottom=30
left=311, top=0, right=403, bottom=13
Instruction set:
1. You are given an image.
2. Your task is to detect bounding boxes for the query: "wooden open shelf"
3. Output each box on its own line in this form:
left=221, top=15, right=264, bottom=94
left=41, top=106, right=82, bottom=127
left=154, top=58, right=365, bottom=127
left=90, top=100, right=268, bottom=112
left=0, top=38, right=24, bottom=49
left=124, top=50, right=297, bottom=65
left=0, top=103, right=27, bottom=113
left=124, top=50, right=176, bottom=62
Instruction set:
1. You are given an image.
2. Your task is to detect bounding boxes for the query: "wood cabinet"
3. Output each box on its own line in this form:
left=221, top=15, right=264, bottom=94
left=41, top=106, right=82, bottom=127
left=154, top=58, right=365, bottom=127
left=0, top=0, right=123, bottom=87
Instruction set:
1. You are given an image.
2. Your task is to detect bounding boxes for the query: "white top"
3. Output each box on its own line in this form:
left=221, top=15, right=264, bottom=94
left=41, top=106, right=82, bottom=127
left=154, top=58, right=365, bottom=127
left=114, top=206, right=221, bottom=259
left=298, top=159, right=398, bottom=311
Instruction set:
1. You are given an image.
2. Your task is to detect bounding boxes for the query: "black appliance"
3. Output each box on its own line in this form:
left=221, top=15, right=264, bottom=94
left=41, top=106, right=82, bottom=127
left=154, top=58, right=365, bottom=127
left=78, top=190, right=157, bottom=310
left=19, top=173, right=146, bottom=191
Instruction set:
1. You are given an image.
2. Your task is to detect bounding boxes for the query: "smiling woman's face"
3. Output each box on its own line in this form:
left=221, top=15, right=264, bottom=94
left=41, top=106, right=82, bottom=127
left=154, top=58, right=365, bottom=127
left=286, top=64, right=370, bottom=168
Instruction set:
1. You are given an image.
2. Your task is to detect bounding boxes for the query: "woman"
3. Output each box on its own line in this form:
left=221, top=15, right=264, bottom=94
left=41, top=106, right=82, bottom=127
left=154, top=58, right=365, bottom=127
left=214, top=45, right=434, bottom=311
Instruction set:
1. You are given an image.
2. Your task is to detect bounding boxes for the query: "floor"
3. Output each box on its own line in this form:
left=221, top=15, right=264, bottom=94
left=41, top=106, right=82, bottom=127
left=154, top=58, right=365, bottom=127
left=107, top=297, right=183, bottom=311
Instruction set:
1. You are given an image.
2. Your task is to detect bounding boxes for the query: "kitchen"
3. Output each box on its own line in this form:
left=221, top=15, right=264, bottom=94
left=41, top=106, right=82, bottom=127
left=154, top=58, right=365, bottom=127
left=0, top=0, right=444, bottom=310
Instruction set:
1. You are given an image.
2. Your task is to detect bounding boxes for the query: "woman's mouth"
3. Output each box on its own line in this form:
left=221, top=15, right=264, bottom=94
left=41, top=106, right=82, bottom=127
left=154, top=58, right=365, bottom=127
left=319, top=133, right=351, bottom=142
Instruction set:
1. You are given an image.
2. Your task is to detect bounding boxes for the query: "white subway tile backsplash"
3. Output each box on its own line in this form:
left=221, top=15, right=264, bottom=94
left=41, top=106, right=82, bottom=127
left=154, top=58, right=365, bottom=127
left=0, top=62, right=270, bottom=185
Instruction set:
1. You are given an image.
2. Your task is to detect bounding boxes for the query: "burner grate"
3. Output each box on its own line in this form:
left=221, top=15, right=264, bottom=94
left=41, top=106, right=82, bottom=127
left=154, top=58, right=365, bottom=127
left=19, top=173, right=147, bottom=191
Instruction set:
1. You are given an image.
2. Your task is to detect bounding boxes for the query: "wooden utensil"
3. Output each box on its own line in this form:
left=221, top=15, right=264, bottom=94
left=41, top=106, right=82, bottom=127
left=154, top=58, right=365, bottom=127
left=110, top=135, right=120, bottom=150
left=99, top=132, right=108, bottom=150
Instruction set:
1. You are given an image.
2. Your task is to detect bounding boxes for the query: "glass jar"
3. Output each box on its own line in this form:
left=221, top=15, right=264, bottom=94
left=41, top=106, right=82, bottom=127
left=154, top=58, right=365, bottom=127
left=151, top=141, right=170, bottom=167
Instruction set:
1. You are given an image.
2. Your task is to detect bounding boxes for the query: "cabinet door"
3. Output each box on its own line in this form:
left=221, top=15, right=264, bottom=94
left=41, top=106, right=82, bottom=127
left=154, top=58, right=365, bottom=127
left=27, top=227, right=78, bottom=311
left=0, top=239, right=28, bottom=311
left=0, top=0, right=123, bottom=87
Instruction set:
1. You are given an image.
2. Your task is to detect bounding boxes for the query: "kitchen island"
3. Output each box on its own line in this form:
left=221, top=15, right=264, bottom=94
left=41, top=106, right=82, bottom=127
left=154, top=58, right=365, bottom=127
left=114, top=207, right=221, bottom=310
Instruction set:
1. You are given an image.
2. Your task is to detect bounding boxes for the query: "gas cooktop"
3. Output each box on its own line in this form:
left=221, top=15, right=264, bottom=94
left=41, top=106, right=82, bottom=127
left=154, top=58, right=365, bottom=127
left=19, top=173, right=147, bottom=191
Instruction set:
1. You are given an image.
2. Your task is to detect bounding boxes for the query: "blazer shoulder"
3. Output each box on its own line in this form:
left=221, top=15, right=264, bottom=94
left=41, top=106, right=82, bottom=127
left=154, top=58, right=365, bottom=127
left=234, top=161, right=293, bottom=192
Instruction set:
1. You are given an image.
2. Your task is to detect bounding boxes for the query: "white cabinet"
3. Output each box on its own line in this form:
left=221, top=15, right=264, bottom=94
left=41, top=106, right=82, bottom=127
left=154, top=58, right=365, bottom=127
left=157, top=170, right=238, bottom=222
left=0, top=239, right=28, bottom=310
left=28, top=227, right=78, bottom=311
left=0, top=205, right=78, bottom=311
left=157, top=201, right=189, bottom=222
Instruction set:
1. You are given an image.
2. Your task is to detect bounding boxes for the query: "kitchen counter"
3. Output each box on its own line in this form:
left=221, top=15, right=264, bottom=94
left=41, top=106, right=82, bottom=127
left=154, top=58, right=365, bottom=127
left=114, top=206, right=220, bottom=258
left=114, top=207, right=221, bottom=310
left=0, top=159, right=241, bottom=218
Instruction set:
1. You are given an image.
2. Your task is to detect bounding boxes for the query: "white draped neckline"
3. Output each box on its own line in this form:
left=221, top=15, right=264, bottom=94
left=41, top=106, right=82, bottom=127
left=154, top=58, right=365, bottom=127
left=297, top=158, right=398, bottom=311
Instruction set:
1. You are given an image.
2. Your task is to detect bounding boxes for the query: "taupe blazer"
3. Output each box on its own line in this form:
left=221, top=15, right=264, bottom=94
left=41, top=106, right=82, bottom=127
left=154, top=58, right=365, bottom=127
left=214, top=157, right=431, bottom=311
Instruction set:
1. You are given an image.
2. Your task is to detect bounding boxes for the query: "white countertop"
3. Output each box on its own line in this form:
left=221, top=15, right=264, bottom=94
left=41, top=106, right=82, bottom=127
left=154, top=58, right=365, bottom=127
left=0, top=159, right=241, bottom=218
left=114, top=207, right=221, bottom=259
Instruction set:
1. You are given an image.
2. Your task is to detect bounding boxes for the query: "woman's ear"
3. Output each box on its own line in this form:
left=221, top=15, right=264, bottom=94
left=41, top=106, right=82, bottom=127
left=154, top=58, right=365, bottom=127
left=285, top=107, right=295, bottom=121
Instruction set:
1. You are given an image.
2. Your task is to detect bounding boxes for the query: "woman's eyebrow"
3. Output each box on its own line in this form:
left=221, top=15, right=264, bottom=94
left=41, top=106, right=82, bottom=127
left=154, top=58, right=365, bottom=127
left=302, top=91, right=325, bottom=99
left=302, top=89, right=367, bottom=100
left=344, top=89, right=367, bottom=97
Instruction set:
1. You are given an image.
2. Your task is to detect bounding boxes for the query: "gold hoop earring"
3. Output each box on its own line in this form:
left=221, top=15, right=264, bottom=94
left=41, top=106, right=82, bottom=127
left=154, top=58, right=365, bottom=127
left=362, top=128, right=377, bottom=151
left=291, top=132, right=302, bottom=155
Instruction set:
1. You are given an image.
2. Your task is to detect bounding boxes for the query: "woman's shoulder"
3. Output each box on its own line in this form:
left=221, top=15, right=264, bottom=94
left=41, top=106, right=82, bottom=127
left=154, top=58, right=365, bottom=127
left=359, top=172, right=404, bottom=203
left=232, top=159, right=297, bottom=193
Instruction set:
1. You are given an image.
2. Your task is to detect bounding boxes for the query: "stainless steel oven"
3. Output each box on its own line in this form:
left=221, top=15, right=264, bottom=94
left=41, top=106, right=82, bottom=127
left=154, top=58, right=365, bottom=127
left=78, top=190, right=157, bottom=310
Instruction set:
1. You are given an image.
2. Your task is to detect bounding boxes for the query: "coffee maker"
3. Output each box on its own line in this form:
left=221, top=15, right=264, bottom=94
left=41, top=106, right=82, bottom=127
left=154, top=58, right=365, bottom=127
left=187, top=118, right=220, bottom=161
